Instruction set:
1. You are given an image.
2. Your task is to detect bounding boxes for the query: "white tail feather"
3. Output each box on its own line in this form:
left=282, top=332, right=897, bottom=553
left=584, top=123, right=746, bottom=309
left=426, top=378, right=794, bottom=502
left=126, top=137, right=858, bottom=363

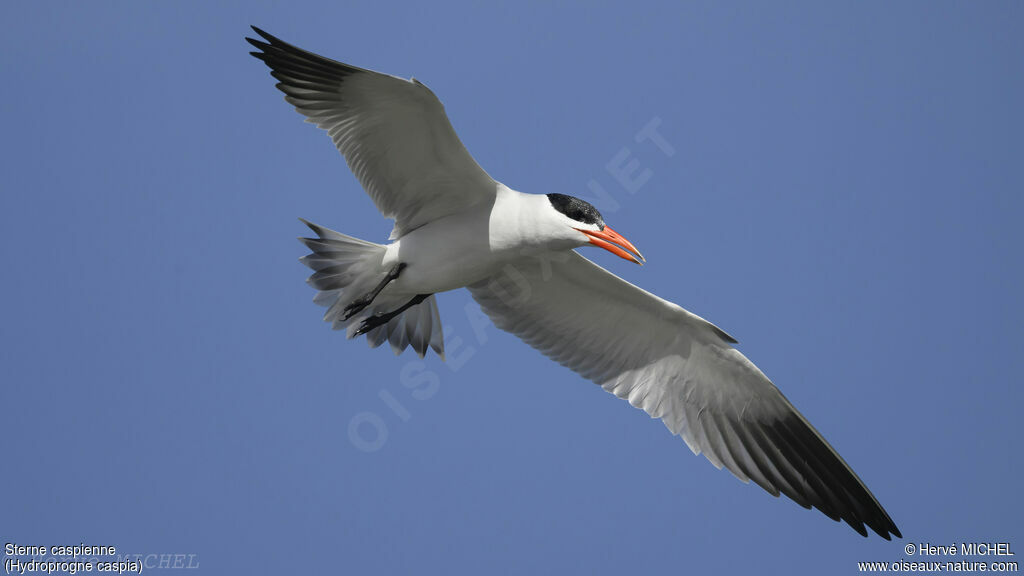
left=298, top=219, right=445, bottom=359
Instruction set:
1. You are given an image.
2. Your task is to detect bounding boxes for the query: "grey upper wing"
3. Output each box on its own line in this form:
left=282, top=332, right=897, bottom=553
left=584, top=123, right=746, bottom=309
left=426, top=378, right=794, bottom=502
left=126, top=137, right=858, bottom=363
left=248, top=27, right=496, bottom=238
left=468, top=251, right=900, bottom=539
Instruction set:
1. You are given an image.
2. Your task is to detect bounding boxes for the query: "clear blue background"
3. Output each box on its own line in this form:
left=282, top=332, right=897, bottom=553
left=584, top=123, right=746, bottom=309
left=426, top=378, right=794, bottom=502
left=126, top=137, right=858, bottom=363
left=2, top=2, right=1021, bottom=574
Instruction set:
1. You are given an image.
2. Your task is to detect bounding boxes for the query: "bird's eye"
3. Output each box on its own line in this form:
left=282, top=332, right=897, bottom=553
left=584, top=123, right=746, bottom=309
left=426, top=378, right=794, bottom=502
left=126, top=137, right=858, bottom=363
left=547, top=193, right=604, bottom=228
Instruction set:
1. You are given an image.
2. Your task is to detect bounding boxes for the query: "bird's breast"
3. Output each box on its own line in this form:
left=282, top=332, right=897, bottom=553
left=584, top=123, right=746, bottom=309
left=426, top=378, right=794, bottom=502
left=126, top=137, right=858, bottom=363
left=384, top=208, right=514, bottom=295
left=384, top=188, right=568, bottom=295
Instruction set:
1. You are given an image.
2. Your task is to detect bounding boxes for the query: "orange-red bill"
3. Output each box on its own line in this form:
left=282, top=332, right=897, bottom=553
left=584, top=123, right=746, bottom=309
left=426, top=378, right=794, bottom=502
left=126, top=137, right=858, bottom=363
left=577, top=226, right=645, bottom=265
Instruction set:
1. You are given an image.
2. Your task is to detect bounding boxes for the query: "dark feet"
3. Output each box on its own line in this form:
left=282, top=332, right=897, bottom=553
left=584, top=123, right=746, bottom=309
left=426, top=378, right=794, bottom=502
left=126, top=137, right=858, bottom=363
left=353, top=294, right=431, bottom=336
left=343, top=263, right=406, bottom=320
left=343, top=294, right=374, bottom=321
left=354, top=313, right=391, bottom=336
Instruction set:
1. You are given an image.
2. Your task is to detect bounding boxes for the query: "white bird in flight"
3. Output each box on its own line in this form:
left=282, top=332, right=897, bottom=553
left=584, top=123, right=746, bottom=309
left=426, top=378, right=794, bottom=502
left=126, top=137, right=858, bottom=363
left=247, top=26, right=900, bottom=539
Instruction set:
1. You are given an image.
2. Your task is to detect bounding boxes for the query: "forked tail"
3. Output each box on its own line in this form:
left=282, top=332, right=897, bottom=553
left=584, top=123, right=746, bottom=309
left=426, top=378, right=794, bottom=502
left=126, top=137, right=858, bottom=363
left=298, top=219, right=445, bottom=358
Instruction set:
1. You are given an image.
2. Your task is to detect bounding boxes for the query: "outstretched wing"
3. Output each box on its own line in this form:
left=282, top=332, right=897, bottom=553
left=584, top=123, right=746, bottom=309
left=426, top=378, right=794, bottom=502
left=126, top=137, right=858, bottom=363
left=468, top=251, right=900, bottom=539
left=248, top=27, right=496, bottom=238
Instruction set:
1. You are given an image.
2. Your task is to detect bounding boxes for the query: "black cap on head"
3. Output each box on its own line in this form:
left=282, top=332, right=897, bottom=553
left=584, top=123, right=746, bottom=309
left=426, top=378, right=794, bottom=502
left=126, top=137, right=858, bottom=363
left=547, top=194, right=605, bottom=230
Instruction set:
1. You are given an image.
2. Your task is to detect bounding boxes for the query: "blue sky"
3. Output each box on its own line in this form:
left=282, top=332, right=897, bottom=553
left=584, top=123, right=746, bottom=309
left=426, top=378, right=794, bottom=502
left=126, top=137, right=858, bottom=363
left=2, top=2, right=1021, bottom=574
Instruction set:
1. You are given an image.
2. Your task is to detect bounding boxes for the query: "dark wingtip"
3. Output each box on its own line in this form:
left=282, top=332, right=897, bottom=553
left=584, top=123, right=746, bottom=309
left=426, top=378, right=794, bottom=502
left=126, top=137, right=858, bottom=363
left=871, top=504, right=901, bottom=539
left=865, top=504, right=902, bottom=540
left=247, top=27, right=286, bottom=55
left=246, top=34, right=272, bottom=64
left=849, top=520, right=869, bottom=538
left=711, top=324, right=738, bottom=344
left=246, top=37, right=269, bottom=51
left=250, top=25, right=274, bottom=42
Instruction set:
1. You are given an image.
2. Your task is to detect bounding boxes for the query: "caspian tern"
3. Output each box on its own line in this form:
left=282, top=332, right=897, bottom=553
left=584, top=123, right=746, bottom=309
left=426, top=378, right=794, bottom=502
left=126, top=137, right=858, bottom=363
left=247, top=26, right=901, bottom=539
